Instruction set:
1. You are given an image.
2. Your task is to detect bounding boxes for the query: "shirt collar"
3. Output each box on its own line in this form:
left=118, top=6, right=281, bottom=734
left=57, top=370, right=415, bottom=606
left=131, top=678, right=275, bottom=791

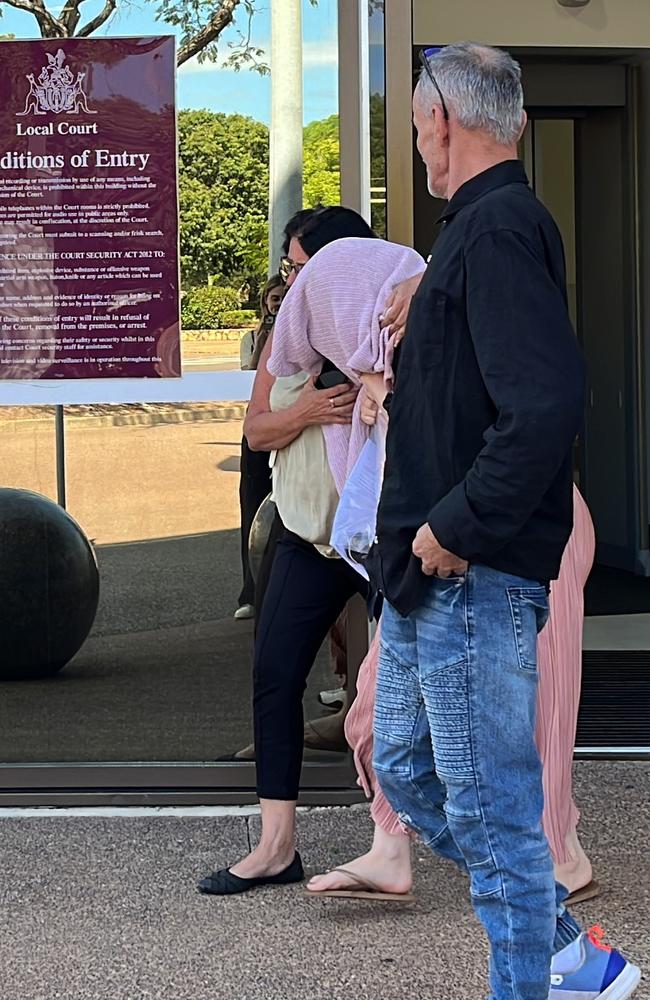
left=438, top=160, right=529, bottom=224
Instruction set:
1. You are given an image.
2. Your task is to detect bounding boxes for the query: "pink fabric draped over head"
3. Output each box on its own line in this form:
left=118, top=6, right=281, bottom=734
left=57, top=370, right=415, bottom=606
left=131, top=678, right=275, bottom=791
left=267, top=236, right=426, bottom=494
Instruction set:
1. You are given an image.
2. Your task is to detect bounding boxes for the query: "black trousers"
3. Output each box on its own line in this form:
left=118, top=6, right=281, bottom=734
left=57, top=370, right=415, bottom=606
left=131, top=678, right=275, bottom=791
left=238, top=436, right=272, bottom=607
left=253, top=529, right=368, bottom=800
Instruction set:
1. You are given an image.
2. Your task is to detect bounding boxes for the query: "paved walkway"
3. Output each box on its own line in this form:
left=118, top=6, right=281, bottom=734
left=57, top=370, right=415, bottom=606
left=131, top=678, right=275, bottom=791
left=0, top=762, right=648, bottom=1000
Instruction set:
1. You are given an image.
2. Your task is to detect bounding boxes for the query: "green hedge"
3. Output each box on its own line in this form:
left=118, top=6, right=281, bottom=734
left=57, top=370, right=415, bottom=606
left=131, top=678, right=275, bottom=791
left=181, top=285, right=241, bottom=330
left=220, top=310, right=257, bottom=329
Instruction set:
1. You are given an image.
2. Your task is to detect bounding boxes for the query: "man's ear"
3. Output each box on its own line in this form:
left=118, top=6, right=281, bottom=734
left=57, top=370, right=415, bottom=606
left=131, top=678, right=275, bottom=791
left=517, top=110, right=528, bottom=143
left=433, top=103, right=450, bottom=144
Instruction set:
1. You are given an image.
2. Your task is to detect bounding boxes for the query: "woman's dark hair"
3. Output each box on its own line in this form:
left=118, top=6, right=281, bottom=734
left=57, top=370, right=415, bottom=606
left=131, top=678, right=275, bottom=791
left=282, top=208, right=318, bottom=254
left=282, top=205, right=377, bottom=258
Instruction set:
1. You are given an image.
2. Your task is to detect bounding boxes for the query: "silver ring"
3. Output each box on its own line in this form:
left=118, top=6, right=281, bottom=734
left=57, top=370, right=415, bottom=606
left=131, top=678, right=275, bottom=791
left=330, top=398, right=336, bottom=409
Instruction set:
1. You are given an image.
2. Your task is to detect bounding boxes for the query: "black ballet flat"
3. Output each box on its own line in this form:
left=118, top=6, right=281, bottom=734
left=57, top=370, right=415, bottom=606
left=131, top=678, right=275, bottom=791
left=197, top=852, right=304, bottom=896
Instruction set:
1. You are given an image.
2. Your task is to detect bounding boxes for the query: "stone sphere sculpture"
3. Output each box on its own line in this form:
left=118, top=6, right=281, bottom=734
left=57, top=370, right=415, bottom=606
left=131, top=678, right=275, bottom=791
left=0, top=488, right=99, bottom=680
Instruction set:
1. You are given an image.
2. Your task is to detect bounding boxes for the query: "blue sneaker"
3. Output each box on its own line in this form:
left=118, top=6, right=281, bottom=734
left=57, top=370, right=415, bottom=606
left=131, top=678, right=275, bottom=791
left=550, top=926, right=641, bottom=999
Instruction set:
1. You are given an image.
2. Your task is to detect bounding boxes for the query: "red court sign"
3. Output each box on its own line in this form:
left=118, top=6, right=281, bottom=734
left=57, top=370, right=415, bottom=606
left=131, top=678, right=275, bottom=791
left=0, top=36, right=180, bottom=379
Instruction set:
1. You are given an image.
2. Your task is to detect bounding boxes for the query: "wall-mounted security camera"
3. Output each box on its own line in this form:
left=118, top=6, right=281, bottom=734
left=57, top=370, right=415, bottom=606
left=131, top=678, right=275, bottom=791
left=557, top=0, right=591, bottom=7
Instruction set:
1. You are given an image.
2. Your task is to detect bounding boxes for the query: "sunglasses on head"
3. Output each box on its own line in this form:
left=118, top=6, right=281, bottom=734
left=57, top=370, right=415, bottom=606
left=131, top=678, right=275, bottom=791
left=278, top=256, right=306, bottom=283
left=419, top=46, right=449, bottom=121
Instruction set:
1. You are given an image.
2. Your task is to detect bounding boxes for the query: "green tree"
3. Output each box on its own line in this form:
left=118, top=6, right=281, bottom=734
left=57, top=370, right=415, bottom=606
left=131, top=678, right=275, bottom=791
left=0, top=0, right=242, bottom=64
left=0, top=0, right=316, bottom=68
left=370, top=92, right=386, bottom=236
left=302, top=104, right=386, bottom=231
left=178, top=110, right=269, bottom=287
left=303, top=114, right=340, bottom=208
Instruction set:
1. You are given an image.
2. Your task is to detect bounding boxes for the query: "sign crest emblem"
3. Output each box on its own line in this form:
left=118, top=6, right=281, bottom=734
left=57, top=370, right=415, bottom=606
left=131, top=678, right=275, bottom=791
left=17, top=49, right=96, bottom=117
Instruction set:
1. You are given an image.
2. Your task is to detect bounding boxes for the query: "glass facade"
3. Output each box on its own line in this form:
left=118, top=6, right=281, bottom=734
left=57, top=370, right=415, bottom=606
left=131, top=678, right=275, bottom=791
left=368, top=2, right=387, bottom=237
left=0, top=403, right=250, bottom=764
left=0, top=1, right=359, bottom=797
left=0, top=402, right=346, bottom=779
left=408, top=44, right=650, bottom=750
left=0, top=407, right=58, bottom=501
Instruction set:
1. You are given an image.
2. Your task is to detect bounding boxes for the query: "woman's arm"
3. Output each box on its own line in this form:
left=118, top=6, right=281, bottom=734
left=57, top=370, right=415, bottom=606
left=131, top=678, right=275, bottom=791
left=244, top=337, right=360, bottom=452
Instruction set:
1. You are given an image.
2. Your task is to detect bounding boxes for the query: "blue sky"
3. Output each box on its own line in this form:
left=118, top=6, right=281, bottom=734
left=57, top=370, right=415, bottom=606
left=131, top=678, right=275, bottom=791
left=0, top=0, right=339, bottom=124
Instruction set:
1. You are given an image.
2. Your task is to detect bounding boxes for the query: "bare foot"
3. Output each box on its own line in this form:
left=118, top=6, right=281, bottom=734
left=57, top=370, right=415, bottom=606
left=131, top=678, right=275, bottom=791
left=307, top=844, right=412, bottom=896
left=230, top=844, right=296, bottom=880
left=554, top=827, right=594, bottom=895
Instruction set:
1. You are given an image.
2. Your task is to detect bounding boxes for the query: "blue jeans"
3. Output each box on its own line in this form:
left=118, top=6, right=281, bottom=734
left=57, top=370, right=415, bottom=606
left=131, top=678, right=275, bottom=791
left=373, top=566, right=582, bottom=1000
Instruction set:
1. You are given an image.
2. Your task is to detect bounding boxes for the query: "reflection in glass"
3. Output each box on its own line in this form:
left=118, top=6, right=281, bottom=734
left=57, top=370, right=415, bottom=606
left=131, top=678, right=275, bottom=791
left=0, top=406, right=57, bottom=500
left=368, top=2, right=387, bottom=237
left=0, top=402, right=336, bottom=766
left=519, top=119, right=579, bottom=483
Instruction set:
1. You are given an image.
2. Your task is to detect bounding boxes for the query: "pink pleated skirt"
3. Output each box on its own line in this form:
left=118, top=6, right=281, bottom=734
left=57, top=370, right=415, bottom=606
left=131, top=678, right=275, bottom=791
left=344, top=486, right=596, bottom=862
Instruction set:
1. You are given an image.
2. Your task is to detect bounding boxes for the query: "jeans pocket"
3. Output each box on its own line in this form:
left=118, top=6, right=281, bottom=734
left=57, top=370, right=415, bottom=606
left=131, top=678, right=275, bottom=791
left=506, top=587, right=549, bottom=672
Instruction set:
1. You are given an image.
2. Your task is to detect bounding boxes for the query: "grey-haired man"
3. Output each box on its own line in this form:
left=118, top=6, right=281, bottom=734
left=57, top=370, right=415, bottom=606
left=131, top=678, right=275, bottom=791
left=368, top=42, right=640, bottom=1000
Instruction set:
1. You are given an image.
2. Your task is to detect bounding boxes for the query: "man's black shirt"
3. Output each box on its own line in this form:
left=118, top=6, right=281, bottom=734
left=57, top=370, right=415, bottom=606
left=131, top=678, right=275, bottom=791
left=373, top=160, right=586, bottom=617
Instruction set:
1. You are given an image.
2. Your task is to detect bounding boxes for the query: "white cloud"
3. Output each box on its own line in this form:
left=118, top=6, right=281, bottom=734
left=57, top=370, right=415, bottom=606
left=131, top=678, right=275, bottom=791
left=303, top=38, right=338, bottom=69
left=178, top=36, right=337, bottom=75
left=178, top=56, right=233, bottom=75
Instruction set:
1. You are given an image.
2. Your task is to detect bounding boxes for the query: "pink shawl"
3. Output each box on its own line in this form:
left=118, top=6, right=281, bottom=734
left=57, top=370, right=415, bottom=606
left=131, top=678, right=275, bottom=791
left=267, top=237, right=425, bottom=494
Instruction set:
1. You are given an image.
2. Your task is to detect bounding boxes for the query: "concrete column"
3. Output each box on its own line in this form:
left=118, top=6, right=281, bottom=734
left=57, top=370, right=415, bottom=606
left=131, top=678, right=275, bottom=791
left=337, top=0, right=371, bottom=221
left=268, top=0, right=303, bottom=273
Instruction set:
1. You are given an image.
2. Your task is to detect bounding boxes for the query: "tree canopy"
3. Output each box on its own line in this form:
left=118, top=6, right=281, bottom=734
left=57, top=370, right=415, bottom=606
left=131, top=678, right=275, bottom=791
left=303, top=115, right=340, bottom=208
left=178, top=108, right=342, bottom=288
left=0, top=0, right=291, bottom=67
left=178, top=109, right=270, bottom=287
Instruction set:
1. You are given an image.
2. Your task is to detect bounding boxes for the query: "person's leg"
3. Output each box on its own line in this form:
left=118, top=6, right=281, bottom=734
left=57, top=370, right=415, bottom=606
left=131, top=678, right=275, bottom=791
left=362, top=576, right=637, bottom=999
left=371, top=602, right=466, bottom=868
left=536, top=487, right=596, bottom=893
left=237, top=441, right=273, bottom=610
left=219, top=506, right=284, bottom=760
left=237, top=436, right=255, bottom=608
left=329, top=607, right=348, bottom=682
left=230, top=537, right=358, bottom=879
left=413, top=567, right=575, bottom=1000
left=307, top=624, right=414, bottom=895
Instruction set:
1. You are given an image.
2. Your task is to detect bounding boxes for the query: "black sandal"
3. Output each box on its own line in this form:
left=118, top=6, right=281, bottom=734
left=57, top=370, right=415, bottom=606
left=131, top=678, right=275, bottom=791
left=198, top=852, right=304, bottom=896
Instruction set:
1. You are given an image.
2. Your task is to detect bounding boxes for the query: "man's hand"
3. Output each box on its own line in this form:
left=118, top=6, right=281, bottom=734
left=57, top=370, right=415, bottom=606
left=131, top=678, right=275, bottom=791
left=379, top=273, right=424, bottom=344
left=412, top=523, right=468, bottom=578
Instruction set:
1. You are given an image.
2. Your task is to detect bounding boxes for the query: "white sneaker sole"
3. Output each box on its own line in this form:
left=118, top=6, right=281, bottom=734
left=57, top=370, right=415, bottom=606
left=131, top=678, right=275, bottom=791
left=599, top=962, right=642, bottom=999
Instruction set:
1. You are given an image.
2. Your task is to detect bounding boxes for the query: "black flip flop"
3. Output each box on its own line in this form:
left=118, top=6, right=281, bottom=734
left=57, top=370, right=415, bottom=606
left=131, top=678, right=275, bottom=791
left=198, top=852, right=304, bottom=896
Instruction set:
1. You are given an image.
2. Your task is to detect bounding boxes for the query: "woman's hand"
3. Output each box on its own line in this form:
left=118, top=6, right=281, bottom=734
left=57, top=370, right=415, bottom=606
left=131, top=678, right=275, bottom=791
left=244, top=335, right=359, bottom=451
left=379, top=273, right=423, bottom=344
left=360, top=372, right=388, bottom=411
left=360, top=388, right=379, bottom=427
left=294, top=376, right=359, bottom=426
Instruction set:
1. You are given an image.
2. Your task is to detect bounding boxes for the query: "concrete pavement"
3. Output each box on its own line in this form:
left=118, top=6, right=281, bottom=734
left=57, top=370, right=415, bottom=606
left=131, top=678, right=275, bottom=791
left=0, top=760, right=648, bottom=1000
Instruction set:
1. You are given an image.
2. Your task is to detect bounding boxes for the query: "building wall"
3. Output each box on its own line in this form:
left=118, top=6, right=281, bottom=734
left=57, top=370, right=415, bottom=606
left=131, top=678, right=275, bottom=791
left=385, top=0, right=413, bottom=247
left=413, top=0, right=650, bottom=48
